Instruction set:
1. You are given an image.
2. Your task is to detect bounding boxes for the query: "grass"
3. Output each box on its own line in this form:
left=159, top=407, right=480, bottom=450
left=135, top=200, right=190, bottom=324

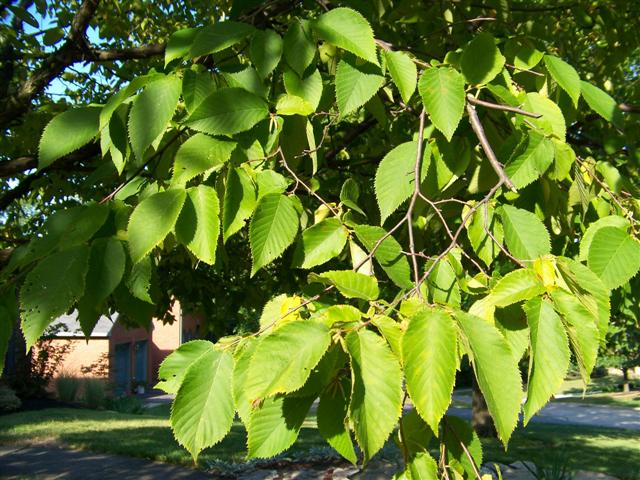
left=483, top=424, right=640, bottom=478
left=1, top=406, right=639, bottom=477
left=0, top=407, right=326, bottom=468
left=555, top=392, right=640, bottom=408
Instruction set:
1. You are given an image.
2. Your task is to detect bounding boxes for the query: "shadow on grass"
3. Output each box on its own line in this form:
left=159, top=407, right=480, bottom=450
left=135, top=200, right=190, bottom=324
left=482, top=424, right=640, bottom=478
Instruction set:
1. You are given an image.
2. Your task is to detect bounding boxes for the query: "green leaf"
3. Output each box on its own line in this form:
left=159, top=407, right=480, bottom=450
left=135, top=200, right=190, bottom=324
left=461, top=33, right=505, bottom=85
left=464, top=203, right=504, bottom=267
left=223, top=167, right=257, bottom=242
left=399, top=410, right=434, bottom=457
left=247, top=394, right=315, bottom=459
left=442, top=416, right=483, bottom=478
left=156, top=340, right=214, bottom=394
left=283, top=68, right=323, bottom=111
left=580, top=81, right=623, bottom=128
left=250, top=29, right=283, bottom=78
left=126, top=256, right=153, bottom=304
left=385, top=51, right=417, bottom=104
left=313, top=7, right=378, bottom=66
left=292, top=218, right=348, bottom=269
left=335, top=56, right=384, bottom=117
left=374, top=141, right=429, bottom=224
left=245, top=320, right=331, bottom=400
left=128, top=189, right=187, bottom=263
left=587, top=226, right=640, bottom=289
left=551, top=289, right=599, bottom=383
left=544, top=55, right=581, bottom=106
left=182, top=70, right=217, bottom=114
left=249, top=194, right=299, bottom=275
left=523, top=297, right=570, bottom=424
left=20, top=246, right=90, bottom=349
left=39, top=107, right=100, bottom=169
left=256, top=170, right=289, bottom=199
left=170, top=348, right=235, bottom=461
left=346, top=329, right=403, bottom=462
left=579, top=215, right=629, bottom=262
left=418, top=67, right=465, bottom=141
left=185, top=88, right=269, bottom=136
left=486, top=268, right=545, bottom=308
left=319, top=270, right=379, bottom=300
left=221, top=66, right=267, bottom=99
left=555, top=257, right=610, bottom=344
left=407, top=452, right=439, bottom=479
left=165, top=28, right=199, bottom=65
left=504, top=132, right=555, bottom=189
left=176, top=185, right=220, bottom=265
left=189, top=21, right=254, bottom=58
left=171, top=134, right=236, bottom=186
left=128, top=76, right=181, bottom=160
left=498, top=205, right=551, bottom=261
left=275, top=94, right=315, bottom=116
left=232, top=338, right=258, bottom=425
left=283, top=19, right=316, bottom=76
left=522, top=93, right=566, bottom=140
left=456, top=312, right=523, bottom=445
left=403, top=308, right=457, bottom=431
left=371, top=315, right=403, bottom=359
left=258, top=294, right=303, bottom=334
left=0, top=289, right=18, bottom=374
left=318, top=378, right=357, bottom=464
left=426, top=259, right=461, bottom=307
left=354, top=225, right=412, bottom=289
left=77, top=238, right=126, bottom=335
left=339, top=178, right=365, bottom=216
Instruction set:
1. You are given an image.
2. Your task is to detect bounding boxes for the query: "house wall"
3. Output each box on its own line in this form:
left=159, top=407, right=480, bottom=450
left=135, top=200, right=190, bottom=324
left=36, top=338, right=109, bottom=394
left=109, top=301, right=187, bottom=392
left=52, top=339, right=110, bottom=377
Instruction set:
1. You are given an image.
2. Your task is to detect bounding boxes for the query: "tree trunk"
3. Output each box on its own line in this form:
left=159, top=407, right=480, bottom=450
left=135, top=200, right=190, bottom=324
left=472, top=378, right=497, bottom=438
left=622, top=367, right=630, bottom=393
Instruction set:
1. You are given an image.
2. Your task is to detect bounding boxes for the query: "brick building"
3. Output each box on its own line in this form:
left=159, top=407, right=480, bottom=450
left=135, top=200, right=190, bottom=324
left=46, top=304, right=203, bottom=394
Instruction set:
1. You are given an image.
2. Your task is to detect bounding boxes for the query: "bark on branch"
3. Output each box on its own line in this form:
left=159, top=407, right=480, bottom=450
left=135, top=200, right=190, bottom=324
left=0, top=0, right=165, bottom=130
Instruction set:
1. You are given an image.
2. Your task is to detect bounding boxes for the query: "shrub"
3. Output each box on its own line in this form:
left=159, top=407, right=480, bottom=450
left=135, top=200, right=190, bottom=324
left=55, top=372, right=80, bottom=403
left=83, top=378, right=106, bottom=409
left=105, top=395, right=144, bottom=415
left=0, top=385, right=21, bottom=412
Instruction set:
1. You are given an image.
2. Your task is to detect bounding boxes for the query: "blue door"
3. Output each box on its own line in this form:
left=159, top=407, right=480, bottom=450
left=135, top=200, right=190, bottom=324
left=134, top=340, right=148, bottom=385
left=114, top=343, right=131, bottom=394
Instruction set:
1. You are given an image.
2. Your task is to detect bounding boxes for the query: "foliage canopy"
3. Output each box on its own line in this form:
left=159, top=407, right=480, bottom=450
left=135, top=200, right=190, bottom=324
left=1, top=0, right=640, bottom=477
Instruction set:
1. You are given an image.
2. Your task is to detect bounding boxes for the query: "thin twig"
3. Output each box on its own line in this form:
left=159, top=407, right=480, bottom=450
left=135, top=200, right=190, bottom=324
left=444, top=420, right=483, bottom=480
left=467, top=94, right=542, bottom=118
left=278, top=147, right=340, bottom=217
left=466, top=102, right=517, bottom=192
left=406, top=110, right=427, bottom=293
left=505, top=63, right=545, bottom=77
left=482, top=202, right=525, bottom=267
left=407, top=180, right=505, bottom=299
left=99, top=129, right=184, bottom=204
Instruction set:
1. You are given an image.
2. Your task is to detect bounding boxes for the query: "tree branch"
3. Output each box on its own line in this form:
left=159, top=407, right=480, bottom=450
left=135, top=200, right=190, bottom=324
left=0, top=0, right=165, bottom=130
left=87, top=43, right=166, bottom=62
left=467, top=94, right=541, bottom=118
left=0, top=142, right=100, bottom=178
left=466, top=102, right=517, bottom=192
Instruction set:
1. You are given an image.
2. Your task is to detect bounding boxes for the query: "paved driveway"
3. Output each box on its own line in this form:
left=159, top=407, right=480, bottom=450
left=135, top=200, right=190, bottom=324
left=0, top=444, right=210, bottom=480
left=448, top=399, right=640, bottom=430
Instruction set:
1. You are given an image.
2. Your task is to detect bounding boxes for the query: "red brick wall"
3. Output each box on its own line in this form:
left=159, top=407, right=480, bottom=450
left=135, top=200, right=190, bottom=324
left=45, top=338, right=110, bottom=378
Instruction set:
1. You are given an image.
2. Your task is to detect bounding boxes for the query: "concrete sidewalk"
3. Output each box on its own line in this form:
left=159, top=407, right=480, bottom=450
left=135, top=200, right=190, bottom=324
left=0, top=444, right=210, bottom=479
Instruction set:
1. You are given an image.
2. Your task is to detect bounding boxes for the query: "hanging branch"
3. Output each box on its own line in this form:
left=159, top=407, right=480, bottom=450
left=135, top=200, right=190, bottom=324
left=466, top=102, right=517, bottom=192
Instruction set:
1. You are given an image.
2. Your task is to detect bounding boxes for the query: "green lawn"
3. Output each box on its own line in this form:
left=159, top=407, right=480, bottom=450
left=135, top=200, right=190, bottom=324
left=553, top=374, right=640, bottom=409
left=1, top=407, right=639, bottom=477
